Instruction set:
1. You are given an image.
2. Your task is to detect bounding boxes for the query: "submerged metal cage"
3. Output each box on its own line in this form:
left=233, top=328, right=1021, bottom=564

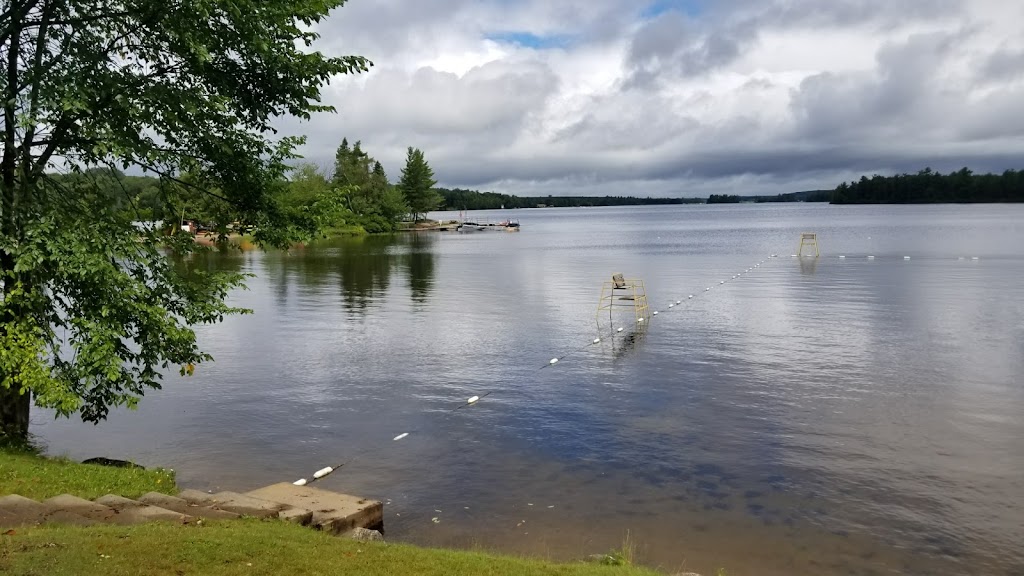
left=597, top=274, right=650, bottom=326
left=798, top=232, right=820, bottom=258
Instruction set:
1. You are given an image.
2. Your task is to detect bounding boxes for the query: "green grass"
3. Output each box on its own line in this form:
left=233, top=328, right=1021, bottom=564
left=0, top=447, right=175, bottom=501
left=0, top=520, right=663, bottom=576
left=0, top=449, right=663, bottom=575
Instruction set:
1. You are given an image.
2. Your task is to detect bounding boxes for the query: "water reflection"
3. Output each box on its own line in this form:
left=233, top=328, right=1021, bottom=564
left=31, top=205, right=1024, bottom=576
left=261, top=234, right=437, bottom=314
left=799, top=256, right=818, bottom=275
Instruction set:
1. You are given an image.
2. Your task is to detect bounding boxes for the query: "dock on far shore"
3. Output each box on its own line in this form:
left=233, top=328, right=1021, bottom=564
left=399, top=219, right=520, bottom=232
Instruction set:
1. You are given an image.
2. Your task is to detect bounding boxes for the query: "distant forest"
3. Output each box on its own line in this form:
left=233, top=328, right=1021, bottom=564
left=707, top=190, right=831, bottom=204
left=832, top=168, right=1024, bottom=204
left=437, top=188, right=702, bottom=210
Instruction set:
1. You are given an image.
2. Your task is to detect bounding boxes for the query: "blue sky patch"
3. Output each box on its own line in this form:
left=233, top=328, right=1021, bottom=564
left=641, top=0, right=704, bottom=19
left=486, top=31, right=573, bottom=49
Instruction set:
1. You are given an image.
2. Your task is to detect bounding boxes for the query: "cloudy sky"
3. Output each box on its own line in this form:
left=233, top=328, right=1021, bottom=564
left=285, top=0, right=1024, bottom=197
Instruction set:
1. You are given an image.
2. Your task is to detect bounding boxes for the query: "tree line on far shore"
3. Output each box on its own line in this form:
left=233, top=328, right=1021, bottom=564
left=437, top=188, right=702, bottom=210
left=832, top=167, right=1024, bottom=204
left=59, top=138, right=441, bottom=235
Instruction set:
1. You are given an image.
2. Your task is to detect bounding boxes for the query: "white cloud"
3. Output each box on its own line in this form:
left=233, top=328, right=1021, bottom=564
left=285, top=0, right=1024, bottom=196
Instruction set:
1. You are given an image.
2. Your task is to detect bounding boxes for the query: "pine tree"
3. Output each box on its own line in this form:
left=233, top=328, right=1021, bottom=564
left=399, top=147, right=440, bottom=222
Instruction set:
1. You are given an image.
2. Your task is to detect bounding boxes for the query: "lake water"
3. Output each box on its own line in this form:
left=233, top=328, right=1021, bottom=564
left=34, top=204, right=1024, bottom=575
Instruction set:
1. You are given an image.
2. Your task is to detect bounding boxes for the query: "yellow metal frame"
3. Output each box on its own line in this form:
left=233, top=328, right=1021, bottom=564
left=596, top=278, right=650, bottom=325
left=797, top=232, right=819, bottom=258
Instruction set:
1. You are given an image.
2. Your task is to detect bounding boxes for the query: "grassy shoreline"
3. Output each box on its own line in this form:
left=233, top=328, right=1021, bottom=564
left=0, top=448, right=662, bottom=576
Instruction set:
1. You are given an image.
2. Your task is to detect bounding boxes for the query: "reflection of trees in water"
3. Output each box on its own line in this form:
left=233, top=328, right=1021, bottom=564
left=262, top=233, right=437, bottom=314
left=172, top=246, right=247, bottom=284
left=404, top=233, right=435, bottom=305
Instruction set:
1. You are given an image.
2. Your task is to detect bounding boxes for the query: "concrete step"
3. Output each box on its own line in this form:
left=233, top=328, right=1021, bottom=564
left=0, top=494, right=95, bottom=529
left=245, top=483, right=382, bottom=535
left=178, top=489, right=294, bottom=520
left=137, top=492, right=240, bottom=520
left=94, top=494, right=192, bottom=524
left=42, top=494, right=121, bottom=523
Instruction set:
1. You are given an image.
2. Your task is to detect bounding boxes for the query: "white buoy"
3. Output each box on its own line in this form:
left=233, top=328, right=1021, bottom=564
left=839, top=255, right=846, bottom=259
left=669, top=304, right=674, bottom=308
left=467, top=395, right=480, bottom=404
left=868, top=255, right=875, bottom=259
left=904, top=256, right=911, bottom=260
left=638, top=317, right=644, bottom=323
left=972, top=256, right=980, bottom=260
left=293, top=478, right=308, bottom=486
left=394, top=432, right=409, bottom=441
left=593, top=338, right=601, bottom=344
left=688, top=295, right=693, bottom=299
left=313, top=466, right=333, bottom=479
left=706, top=287, right=711, bottom=291
left=720, top=281, right=725, bottom=284
left=676, top=300, right=681, bottom=304
left=549, top=358, right=559, bottom=365
left=791, top=254, right=797, bottom=258
left=653, top=311, right=659, bottom=315
left=617, top=327, right=624, bottom=333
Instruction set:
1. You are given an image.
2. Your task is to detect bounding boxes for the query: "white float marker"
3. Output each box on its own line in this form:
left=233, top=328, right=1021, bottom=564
left=839, top=255, right=845, bottom=259
left=904, top=256, right=911, bottom=260
left=394, top=432, right=410, bottom=441
left=688, top=295, right=693, bottom=299
left=676, top=300, right=681, bottom=304
left=549, top=358, right=559, bottom=365
left=467, top=395, right=480, bottom=405
left=669, top=304, right=674, bottom=308
left=593, top=338, right=601, bottom=344
left=617, top=327, right=624, bottom=332
left=972, top=256, right=980, bottom=260
left=293, top=478, right=308, bottom=486
left=868, top=255, right=875, bottom=259
left=638, top=317, right=644, bottom=323
left=313, top=466, right=334, bottom=479
left=706, top=287, right=711, bottom=291
left=653, top=311, right=659, bottom=316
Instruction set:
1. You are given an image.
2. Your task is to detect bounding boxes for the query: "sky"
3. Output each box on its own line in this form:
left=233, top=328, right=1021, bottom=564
left=282, top=0, right=1024, bottom=197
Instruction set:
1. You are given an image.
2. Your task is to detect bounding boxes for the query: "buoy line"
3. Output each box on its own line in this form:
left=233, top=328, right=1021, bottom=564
left=290, top=253, right=781, bottom=486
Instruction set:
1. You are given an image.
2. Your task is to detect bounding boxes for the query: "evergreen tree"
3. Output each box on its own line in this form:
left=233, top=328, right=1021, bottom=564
left=399, top=147, right=440, bottom=222
left=372, top=161, right=409, bottom=224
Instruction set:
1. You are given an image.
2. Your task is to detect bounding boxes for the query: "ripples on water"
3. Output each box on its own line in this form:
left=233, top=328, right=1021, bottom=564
left=35, top=204, right=1024, bottom=575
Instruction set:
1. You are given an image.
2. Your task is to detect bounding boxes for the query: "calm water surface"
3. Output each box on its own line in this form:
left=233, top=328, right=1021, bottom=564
left=35, top=204, right=1024, bottom=575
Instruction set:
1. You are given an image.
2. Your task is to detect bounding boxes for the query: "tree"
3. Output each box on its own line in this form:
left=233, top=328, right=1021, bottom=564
left=0, top=1, right=370, bottom=441
left=371, top=161, right=409, bottom=225
left=399, top=147, right=439, bottom=222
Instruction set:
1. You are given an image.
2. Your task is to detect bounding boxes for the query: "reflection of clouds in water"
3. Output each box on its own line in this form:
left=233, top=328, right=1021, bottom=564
left=30, top=204, right=1024, bottom=576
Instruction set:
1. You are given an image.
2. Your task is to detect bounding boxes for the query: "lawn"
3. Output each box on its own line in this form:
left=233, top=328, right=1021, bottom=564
left=0, top=448, right=662, bottom=575
left=0, top=447, right=175, bottom=501
left=0, top=519, right=662, bottom=576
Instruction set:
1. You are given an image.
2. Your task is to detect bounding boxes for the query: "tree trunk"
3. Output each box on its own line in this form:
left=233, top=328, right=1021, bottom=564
left=0, top=384, right=30, bottom=441
left=1, top=9, right=29, bottom=442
